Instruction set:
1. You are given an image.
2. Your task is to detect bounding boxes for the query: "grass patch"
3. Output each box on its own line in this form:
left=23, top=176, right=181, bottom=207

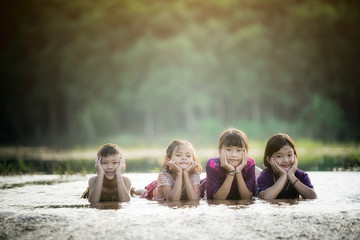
left=0, top=143, right=359, bottom=174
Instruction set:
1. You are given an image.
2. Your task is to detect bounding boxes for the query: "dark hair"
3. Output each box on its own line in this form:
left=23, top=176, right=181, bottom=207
left=97, top=143, right=123, bottom=157
left=162, top=139, right=202, bottom=173
left=263, top=133, right=297, bottom=170
left=218, top=128, right=248, bottom=151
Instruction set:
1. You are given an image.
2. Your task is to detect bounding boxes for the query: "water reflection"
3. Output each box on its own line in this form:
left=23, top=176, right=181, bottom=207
left=89, top=202, right=123, bottom=210
left=206, top=199, right=255, bottom=209
left=1, top=179, right=68, bottom=190
left=263, top=199, right=307, bottom=206
left=155, top=200, right=200, bottom=209
left=35, top=204, right=90, bottom=209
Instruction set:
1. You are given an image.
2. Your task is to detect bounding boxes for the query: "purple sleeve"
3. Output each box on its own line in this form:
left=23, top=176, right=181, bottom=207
left=206, top=159, right=222, bottom=199
left=256, top=169, right=274, bottom=196
left=243, top=162, right=256, bottom=195
left=297, top=170, right=314, bottom=189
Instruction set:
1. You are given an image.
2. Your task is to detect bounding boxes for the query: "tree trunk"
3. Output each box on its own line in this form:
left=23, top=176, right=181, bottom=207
left=83, top=112, right=96, bottom=144
left=48, top=99, right=58, bottom=145
left=251, top=98, right=261, bottom=123
left=144, top=109, right=155, bottom=139
left=65, top=98, right=76, bottom=142
left=185, top=106, right=196, bottom=134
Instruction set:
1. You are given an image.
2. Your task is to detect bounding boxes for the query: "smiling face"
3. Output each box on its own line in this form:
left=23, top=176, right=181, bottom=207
left=170, top=144, right=193, bottom=170
left=100, top=154, right=121, bottom=180
left=220, top=145, right=244, bottom=167
left=270, top=145, right=295, bottom=172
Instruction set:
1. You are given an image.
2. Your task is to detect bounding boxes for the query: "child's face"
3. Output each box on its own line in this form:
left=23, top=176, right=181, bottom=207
left=170, top=144, right=194, bottom=170
left=220, top=145, right=244, bottom=167
left=101, top=154, right=121, bottom=180
left=270, top=145, right=295, bottom=172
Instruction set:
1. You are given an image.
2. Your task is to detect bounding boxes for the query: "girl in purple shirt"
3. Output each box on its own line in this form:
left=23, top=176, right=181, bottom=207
left=257, top=133, right=317, bottom=200
left=204, top=128, right=256, bottom=200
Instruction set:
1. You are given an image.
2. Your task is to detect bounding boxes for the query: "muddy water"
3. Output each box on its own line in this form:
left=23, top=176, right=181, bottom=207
left=0, top=172, right=359, bottom=240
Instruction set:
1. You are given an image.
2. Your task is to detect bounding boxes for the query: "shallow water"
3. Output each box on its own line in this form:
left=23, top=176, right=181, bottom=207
left=0, top=172, right=359, bottom=240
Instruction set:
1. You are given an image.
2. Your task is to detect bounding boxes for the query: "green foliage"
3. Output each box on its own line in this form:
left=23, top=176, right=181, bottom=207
left=301, top=154, right=360, bottom=171
left=299, top=95, right=344, bottom=140
left=1, top=0, right=359, bottom=146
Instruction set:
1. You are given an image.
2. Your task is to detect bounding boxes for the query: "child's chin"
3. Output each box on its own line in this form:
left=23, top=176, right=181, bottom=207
left=105, top=174, right=116, bottom=180
left=179, top=165, right=189, bottom=170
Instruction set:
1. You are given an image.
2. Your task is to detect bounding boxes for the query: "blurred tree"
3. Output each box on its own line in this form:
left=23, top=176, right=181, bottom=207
left=1, top=0, right=359, bottom=146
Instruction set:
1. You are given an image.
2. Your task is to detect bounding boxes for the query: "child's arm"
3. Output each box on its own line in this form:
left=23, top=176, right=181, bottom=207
left=115, top=157, right=131, bottom=202
left=213, top=174, right=234, bottom=200
left=235, top=150, right=253, bottom=199
left=235, top=172, right=252, bottom=199
left=183, top=162, right=200, bottom=200
left=163, top=160, right=183, bottom=201
left=287, top=157, right=317, bottom=199
left=213, top=150, right=235, bottom=200
left=258, top=158, right=287, bottom=200
left=88, top=156, right=104, bottom=203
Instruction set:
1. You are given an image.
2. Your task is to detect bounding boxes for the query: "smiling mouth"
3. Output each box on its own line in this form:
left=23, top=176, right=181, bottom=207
left=228, top=159, right=239, bottom=162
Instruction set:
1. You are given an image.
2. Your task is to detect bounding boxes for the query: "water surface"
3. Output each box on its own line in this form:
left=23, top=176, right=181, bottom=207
left=0, top=172, right=359, bottom=239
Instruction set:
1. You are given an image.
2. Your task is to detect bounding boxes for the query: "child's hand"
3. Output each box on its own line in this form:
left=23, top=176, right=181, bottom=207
left=116, top=157, right=126, bottom=175
left=288, top=156, right=298, bottom=176
left=184, top=161, right=198, bottom=175
left=236, top=148, right=248, bottom=173
left=95, top=156, right=104, bottom=176
left=168, top=160, right=182, bottom=175
left=270, top=157, right=287, bottom=176
left=220, top=149, right=235, bottom=172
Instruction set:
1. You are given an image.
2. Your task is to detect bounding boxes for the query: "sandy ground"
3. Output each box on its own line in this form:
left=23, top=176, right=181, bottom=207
left=0, top=201, right=359, bottom=240
left=0, top=172, right=359, bottom=240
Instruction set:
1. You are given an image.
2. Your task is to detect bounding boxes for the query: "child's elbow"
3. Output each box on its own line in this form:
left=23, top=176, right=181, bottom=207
left=305, top=191, right=317, bottom=199
left=88, top=197, right=97, bottom=203
left=188, top=195, right=200, bottom=201
left=120, top=195, right=131, bottom=202
left=258, top=191, right=275, bottom=200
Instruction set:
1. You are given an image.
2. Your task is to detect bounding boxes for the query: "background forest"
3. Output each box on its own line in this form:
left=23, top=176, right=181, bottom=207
left=1, top=0, right=360, bottom=147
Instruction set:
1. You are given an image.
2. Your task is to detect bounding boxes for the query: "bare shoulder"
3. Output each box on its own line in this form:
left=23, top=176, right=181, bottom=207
left=122, top=176, right=131, bottom=189
left=88, top=176, right=98, bottom=188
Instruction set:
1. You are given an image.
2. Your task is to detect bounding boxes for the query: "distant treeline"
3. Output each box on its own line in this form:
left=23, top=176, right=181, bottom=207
left=1, top=0, right=360, bottom=146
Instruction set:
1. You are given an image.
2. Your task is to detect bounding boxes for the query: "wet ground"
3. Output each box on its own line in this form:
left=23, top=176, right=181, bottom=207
left=0, top=172, right=359, bottom=240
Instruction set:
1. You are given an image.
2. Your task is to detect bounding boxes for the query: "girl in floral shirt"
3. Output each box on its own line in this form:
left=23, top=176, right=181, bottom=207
left=140, top=139, right=202, bottom=201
